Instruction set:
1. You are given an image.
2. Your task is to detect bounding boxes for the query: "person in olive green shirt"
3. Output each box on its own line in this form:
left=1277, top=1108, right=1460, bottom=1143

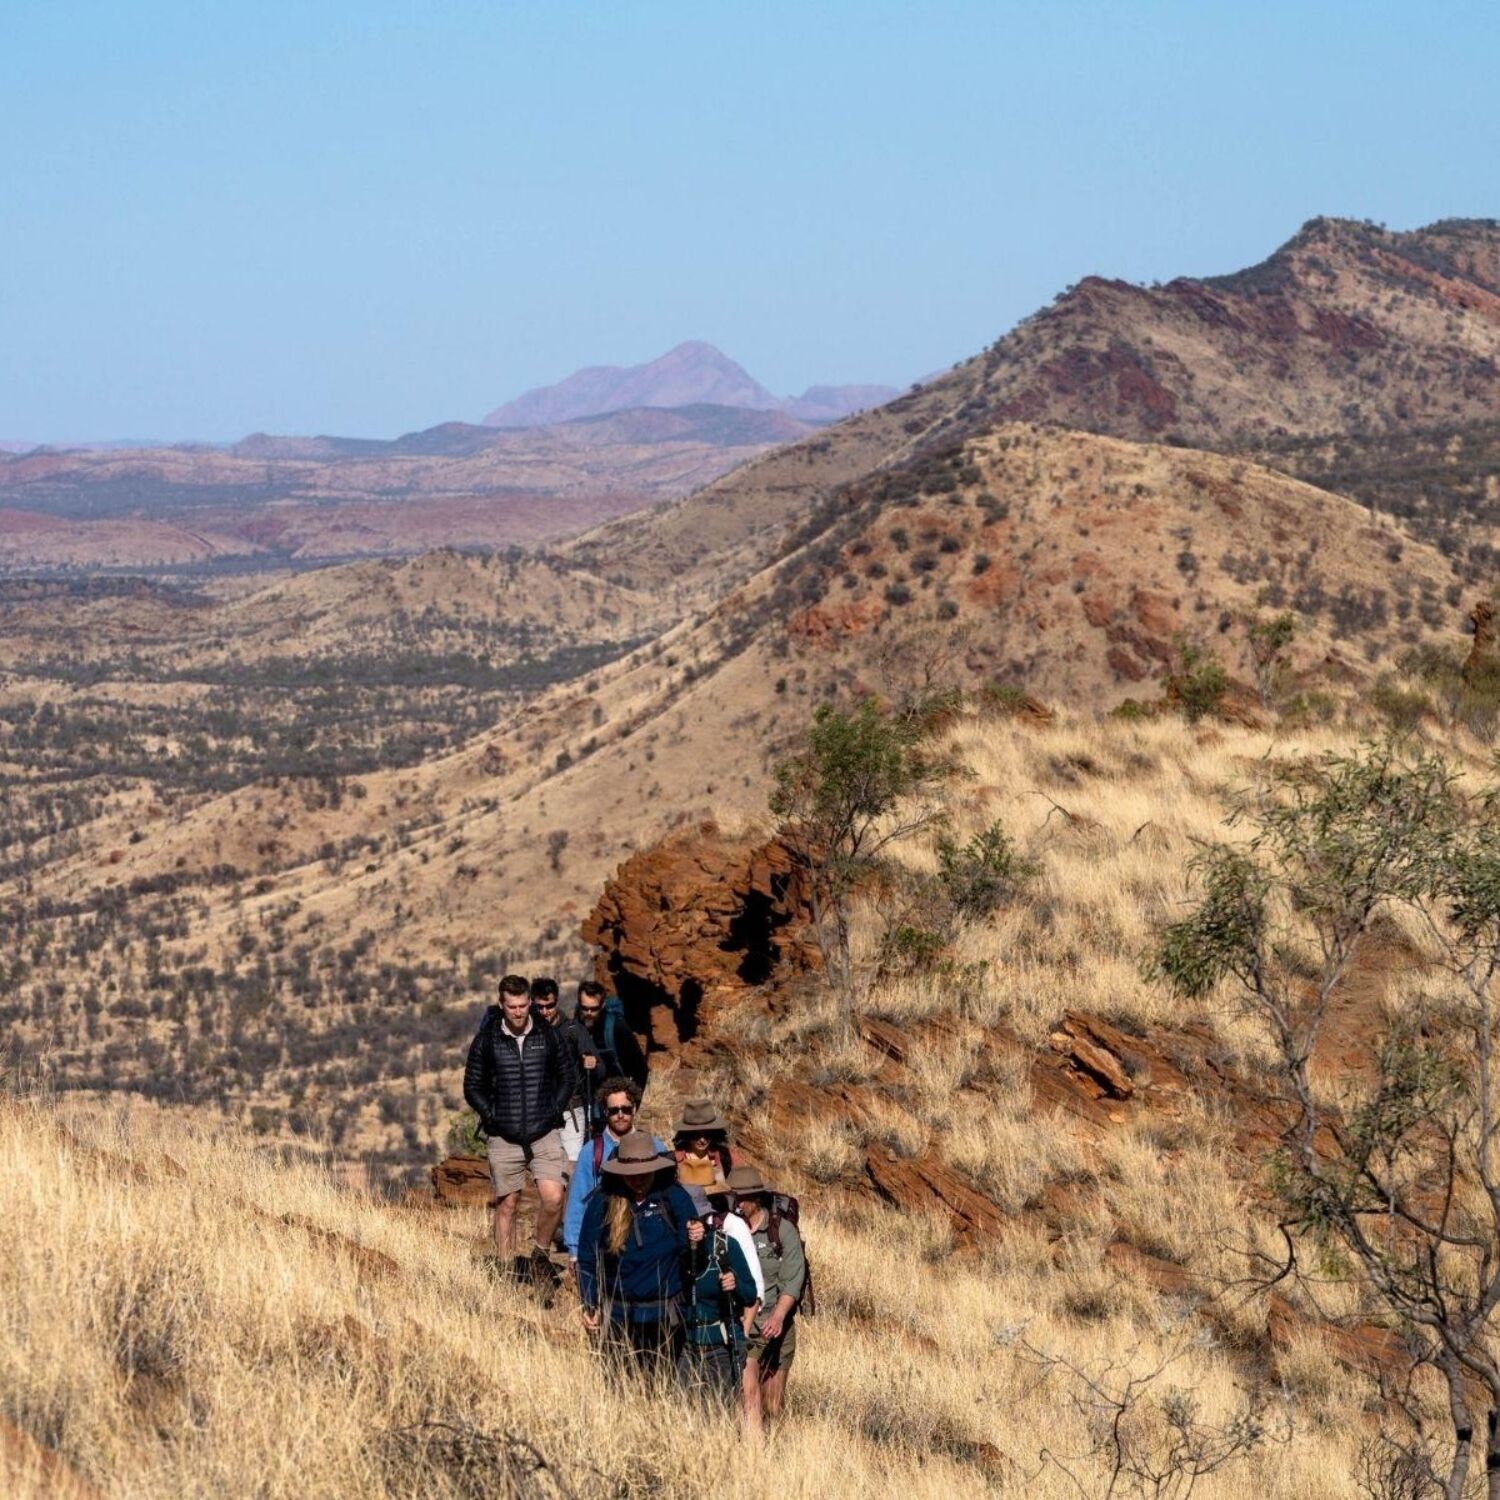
left=726, top=1165, right=806, bottom=1435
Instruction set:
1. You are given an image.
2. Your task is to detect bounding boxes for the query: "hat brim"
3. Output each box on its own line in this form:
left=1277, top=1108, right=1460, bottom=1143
left=601, top=1156, right=674, bottom=1178
left=673, top=1117, right=729, bottom=1136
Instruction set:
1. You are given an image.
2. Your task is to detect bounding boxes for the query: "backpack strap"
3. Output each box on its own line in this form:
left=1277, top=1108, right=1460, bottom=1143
left=593, top=1131, right=606, bottom=1172
left=767, top=1204, right=783, bottom=1259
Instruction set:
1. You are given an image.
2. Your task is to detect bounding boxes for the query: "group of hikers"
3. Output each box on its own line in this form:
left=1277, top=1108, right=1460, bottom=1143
left=462, top=973, right=808, bottom=1432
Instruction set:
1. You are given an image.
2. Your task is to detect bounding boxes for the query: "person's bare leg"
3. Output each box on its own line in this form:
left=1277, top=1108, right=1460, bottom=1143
left=762, top=1365, right=789, bottom=1425
left=742, top=1357, right=764, bottom=1438
left=493, top=1190, right=519, bottom=1260
left=533, top=1178, right=565, bottom=1250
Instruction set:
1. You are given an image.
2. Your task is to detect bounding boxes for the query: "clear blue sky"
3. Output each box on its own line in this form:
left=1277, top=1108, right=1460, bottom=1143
left=3, top=0, right=1497, bottom=442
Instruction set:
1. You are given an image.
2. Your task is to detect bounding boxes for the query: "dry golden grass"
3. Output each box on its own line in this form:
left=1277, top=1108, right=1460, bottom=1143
left=0, top=1095, right=1382, bottom=1498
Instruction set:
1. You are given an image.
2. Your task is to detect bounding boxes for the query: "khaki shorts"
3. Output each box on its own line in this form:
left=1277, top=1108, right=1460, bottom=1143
left=746, top=1319, right=796, bottom=1373
left=486, top=1130, right=566, bottom=1197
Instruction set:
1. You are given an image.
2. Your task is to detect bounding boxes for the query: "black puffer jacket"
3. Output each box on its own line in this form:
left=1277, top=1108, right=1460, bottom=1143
left=463, top=1010, right=572, bottom=1146
left=552, top=1013, right=598, bottom=1107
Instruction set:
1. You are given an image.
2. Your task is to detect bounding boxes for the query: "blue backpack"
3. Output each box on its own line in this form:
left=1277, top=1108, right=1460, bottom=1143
left=600, top=994, right=628, bottom=1066
left=599, top=1187, right=689, bottom=1321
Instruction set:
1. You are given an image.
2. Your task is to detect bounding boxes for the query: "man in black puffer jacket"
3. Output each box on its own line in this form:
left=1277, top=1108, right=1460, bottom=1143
left=463, top=973, right=573, bottom=1284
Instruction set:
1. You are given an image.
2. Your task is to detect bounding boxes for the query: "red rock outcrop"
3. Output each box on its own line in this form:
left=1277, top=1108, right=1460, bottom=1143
left=1464, top=599, right=1496, bottom=685
left=582, top=822, right=815, bottom=1050
left=430, top=1154, right=491, bottom=1206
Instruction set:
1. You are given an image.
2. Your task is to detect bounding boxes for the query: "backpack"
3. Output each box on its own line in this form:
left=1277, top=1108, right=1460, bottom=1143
left=600, top=995, right=628, bottom=1066
left=767, top=1193, right=816, bottom=1317
left=602, top=1189, right=685, bottom=1319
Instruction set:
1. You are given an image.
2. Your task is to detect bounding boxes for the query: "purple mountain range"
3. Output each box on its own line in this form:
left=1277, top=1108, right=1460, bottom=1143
left=483, top=341, right=897, bottom=428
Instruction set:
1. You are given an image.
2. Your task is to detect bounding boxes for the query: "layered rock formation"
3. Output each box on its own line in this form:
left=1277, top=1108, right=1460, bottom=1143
left=581, top=822, right=815, bottom=1049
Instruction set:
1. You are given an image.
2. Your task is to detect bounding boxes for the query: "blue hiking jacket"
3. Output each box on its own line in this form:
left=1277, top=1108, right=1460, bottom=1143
left=576, top=1183, right=697, bottom=1322
left=563, top=1132, right=667, bottom=1258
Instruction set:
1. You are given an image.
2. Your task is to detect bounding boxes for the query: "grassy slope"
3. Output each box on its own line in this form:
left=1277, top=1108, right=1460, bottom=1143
left=7, top=703, right=1455, bottom=1494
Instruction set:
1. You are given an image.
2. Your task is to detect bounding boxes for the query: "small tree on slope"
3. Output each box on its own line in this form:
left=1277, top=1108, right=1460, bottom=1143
left=1155, top=741, right=1500, bottom=1500
left=770, top=699, right=944, bottom=1021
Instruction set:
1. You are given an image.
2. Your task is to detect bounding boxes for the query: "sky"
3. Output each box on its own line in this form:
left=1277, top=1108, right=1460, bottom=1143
left=2, top=0, right=1498, bottom=442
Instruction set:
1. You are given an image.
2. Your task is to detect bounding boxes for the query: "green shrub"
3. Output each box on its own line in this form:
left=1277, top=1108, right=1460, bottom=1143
left=885, top=923, right=947, bottom=973
left=447, top=1109, right=484, bottom=1157
left=982, top=683, right=1032, bottom=715
left=1371, top=675, right=1433, bottom=734
left=1167, top=639, right=1229, bottom=723
left=937, top=821, right=1032, bottom=920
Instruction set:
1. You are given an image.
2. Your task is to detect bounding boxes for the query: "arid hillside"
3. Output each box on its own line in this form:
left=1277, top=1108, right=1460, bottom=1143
left=565, top=219, right=1500, bottom=600
left=4, top=426, right=1480, bottom=1182
left=971, top=217, right=1500, bottom=445
left=7, top=703, right=1491, bottom=1497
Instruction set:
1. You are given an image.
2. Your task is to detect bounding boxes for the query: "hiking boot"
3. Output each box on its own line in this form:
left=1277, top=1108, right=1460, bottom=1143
left=530, top=1247, right=559, bottom=1291
left=511, top=1254, right=533, bottom=1284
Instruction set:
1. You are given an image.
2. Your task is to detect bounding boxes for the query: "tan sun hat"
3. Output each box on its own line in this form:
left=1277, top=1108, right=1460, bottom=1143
left=673, top=1098, right=729, bottom=1137
left=725, top=1164, right=768, bottom=1198
left=600, top=1133, right=676, bottom=1178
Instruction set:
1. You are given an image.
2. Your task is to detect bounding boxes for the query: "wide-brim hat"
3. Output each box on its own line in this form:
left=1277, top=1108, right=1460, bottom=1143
left=673, top=1098, right=729, bottom=1136
left=725, top=1164, right=769, bottom=1198
left=601, top=1133, right=676, bottom=1178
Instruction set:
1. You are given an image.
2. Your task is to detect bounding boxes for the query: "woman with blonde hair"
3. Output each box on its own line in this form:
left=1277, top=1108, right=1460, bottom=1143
left=575, top=1133, right=698, bottom=1372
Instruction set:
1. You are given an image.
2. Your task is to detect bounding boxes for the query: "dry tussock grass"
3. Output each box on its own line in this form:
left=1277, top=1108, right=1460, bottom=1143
left=5, top=1092, right=1374, bottom=1500
left=0, top=1090, right=1382, bottom=1499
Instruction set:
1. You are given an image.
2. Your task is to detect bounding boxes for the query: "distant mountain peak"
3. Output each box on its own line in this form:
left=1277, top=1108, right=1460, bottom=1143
left=483, top=343, right=897, bottom=429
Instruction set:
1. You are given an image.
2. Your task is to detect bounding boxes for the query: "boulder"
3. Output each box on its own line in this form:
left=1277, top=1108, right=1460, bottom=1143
left=431, top=1154, right=491, bottom=1207
left=582, top=821, right=815, bottom=1049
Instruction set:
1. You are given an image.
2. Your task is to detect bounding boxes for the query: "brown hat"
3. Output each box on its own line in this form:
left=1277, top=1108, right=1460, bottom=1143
left=601, top=1133, right=676, bottom=1178
left=725, top=1164, right=768, bottom=1198
left=673, top=1099, right=729, bottom=1137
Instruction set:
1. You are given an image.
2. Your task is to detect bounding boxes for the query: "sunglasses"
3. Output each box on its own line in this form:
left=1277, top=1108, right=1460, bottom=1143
left=533, top=1000, right=558, bottom=1010
left=606, top=1104, right=636, bottom=1116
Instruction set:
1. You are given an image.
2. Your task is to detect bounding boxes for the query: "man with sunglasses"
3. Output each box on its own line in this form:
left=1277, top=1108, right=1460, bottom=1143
left=560, top=1076, right=665, bottom=1272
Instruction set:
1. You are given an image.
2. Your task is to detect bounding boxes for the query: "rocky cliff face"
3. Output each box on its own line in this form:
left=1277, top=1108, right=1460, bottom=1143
left=580, top=822, right=815, bottom=1051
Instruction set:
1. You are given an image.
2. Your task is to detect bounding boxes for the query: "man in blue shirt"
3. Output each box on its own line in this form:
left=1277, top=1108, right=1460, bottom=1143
left=563, top=1076, right=666, bottom=1267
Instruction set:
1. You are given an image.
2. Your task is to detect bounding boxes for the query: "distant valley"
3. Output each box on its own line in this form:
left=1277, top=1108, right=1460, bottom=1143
left=0, top=343, right=896, bottom=572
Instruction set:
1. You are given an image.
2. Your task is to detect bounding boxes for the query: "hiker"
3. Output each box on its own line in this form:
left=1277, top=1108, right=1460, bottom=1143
left=728, top=1165, right=807, bottom=1435
left=562, top=1076, right=667, bottom=1267
left=679, top=1192, right=759, bottom=1412
left=703, top=1177, right=765, bottom=1310
left=673, top=1098, right=737, bottom=1210
left=575, top=1134, right=699, bottom=1374
left=576, top=980, right=649, bottom=1095
left=462, top=973, right=573, bottom=1287
left=530, top=975, right=596, bottom=1168
left=674, top=1103, right=765, bottom=1310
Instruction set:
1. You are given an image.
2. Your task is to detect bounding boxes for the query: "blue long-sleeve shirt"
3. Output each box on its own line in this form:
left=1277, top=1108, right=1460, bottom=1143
left=563, top=1132, right=668, bottom=1259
